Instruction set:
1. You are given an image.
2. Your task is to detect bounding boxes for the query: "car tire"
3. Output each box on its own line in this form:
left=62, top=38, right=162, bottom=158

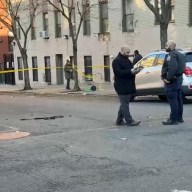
left=130, top=95, right=135, bottom=102
left=158, top=93, right=186, bottom=102
left=158, top=95, right=167, bottom=101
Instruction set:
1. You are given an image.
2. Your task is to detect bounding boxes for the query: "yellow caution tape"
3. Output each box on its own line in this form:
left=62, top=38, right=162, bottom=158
left=0, top=65, right=109, bottom=80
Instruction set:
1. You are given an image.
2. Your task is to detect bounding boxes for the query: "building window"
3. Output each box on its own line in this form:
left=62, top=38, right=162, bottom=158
left=32, top=57, right=38, bottom=81
left=69, top=7, right=76, bottom=37
left=154, top=0, right=175, bottom=25
left=15, top=17, right=21, bottom=39
left=54, top=11, right=62, bottom=38
left=169, top=0, right=175, bottom=22
left=8, top=36, right=14, bottom=51
left=31, top=17, right=36, bottom=40
left=122, top=0, right=134, bottom=32
left=83, top=0, right=91, bottom=36
left=99, top=0, right=108, bottom=33
left=17, top=57, right=23, bottom=80
left=43, top=12, right=49, bottom=31
left=189, top=0, right=192, bottom=26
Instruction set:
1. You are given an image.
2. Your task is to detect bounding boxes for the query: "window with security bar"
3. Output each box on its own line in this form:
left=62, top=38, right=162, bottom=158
left=99, top=1, right=108, bottom=33
left=83, top=0, right=91, bottom=36
left=122, top=0, right=134, bottom=32
left=54, top=11, right=62, bottom=38
left=43, top=12, right=49, bottom=31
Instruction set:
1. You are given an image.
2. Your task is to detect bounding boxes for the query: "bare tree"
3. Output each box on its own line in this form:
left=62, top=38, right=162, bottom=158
left=0, top=0, right=39, bottom=90
left=46, top=0, right=95, bottom=91
left=144, top=0, right=172, bottom=49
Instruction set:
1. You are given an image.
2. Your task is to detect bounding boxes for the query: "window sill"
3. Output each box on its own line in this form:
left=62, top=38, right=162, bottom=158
left=122, top=30, right=134, bottom=33
left=98, top=32, right=110, bottom=35
left=98, top=32, right=110, bottom=41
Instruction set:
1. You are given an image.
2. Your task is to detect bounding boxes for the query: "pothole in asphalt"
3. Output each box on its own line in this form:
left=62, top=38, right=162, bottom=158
left=0, top=131, right=30, bottom=141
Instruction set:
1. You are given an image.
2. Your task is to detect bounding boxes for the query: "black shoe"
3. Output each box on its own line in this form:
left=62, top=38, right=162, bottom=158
left=116, top=120, right=126, bottom=126
left=162, top=119, right=178, bottom=125
left=167, top=117, right=184, bottom=123
left=127, top=120, right=141, bottom=126
left=177, top=119, right=184, bottom=123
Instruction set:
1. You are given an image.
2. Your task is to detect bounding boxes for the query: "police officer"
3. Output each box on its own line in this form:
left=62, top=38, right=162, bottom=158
left=133, top=50, right=143, bottom=65
left=161, top=40, right=186, bottom=125
left=112, top=45, right=142, bottom=126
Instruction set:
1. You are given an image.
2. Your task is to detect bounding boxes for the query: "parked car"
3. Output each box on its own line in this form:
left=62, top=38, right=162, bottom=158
left=132, top=50, right=192, bottom=101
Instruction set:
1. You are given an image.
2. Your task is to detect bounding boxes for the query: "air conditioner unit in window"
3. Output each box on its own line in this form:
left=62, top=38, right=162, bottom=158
left=39, top=31, right=49, bottom=39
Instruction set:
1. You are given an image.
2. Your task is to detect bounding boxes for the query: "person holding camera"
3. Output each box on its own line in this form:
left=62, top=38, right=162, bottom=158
left=112, top=45, right=143, bottom=126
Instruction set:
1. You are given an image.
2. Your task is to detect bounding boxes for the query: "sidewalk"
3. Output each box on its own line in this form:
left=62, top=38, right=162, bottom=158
left=0, top=82, right=116, bottom=97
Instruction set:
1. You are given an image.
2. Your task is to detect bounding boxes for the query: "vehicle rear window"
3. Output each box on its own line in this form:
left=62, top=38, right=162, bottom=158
left=185, top=53, right=192, bottom=62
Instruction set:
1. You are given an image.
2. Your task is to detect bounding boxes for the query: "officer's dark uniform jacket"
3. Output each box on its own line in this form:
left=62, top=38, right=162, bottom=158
left=161, top=50, right=186, bottom=82
left=112, top=53, right=136, bottom=95
left=133, top=54, right=143, bottom=65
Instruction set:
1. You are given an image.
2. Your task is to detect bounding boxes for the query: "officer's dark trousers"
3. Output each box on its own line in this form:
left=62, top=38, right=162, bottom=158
left=66, top=79, right=70, bottom=89
left=165, top=76, right=183, bottom=121
left=117, top=95, right=133, bottom=123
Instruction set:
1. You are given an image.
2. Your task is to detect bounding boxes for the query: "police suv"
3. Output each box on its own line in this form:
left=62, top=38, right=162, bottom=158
left=133, top=50, right=192, bottom=101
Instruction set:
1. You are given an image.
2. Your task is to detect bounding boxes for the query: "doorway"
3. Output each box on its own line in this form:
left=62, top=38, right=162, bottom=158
left=44, top=56, right=51, bottom=84
left=56, top=54, right=64, bottom=85
left=84, top=56, right=92, bottom=81
left=104, top=55, right=110, bottom=82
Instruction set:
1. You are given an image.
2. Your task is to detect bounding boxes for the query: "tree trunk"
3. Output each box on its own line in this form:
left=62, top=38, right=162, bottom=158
left=22, top=53, right=32, bottom=90
left=72, top=41, right=81, bottom=91
left=160, top=23, right=168, bottom=49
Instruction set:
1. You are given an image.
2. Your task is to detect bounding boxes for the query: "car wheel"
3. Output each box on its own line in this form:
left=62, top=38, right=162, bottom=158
left=130, top=95, right=135, bottom=102
left=158, top=93, right=186, bottom=102
left=158, top=95, right=167, bottom=101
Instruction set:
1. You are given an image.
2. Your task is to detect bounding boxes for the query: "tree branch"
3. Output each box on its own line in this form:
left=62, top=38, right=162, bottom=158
left=143, top=0, right=162, bottom=23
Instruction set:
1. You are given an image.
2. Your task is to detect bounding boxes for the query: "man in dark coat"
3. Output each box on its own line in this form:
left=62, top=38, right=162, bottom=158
left=161, top=40, right=186, bottom=125
left=112, top=45, right=142, bottom=126
left=64, top=59, right=73, bottom=90
left=133, top=50, right=143, bottom=65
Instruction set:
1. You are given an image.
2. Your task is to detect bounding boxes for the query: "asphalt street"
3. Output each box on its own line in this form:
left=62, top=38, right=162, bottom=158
left=0, top=94, right=192, bottom=192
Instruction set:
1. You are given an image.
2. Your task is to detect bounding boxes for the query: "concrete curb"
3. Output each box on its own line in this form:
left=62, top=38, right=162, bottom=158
left=0, top=90, right=117, bottom=98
